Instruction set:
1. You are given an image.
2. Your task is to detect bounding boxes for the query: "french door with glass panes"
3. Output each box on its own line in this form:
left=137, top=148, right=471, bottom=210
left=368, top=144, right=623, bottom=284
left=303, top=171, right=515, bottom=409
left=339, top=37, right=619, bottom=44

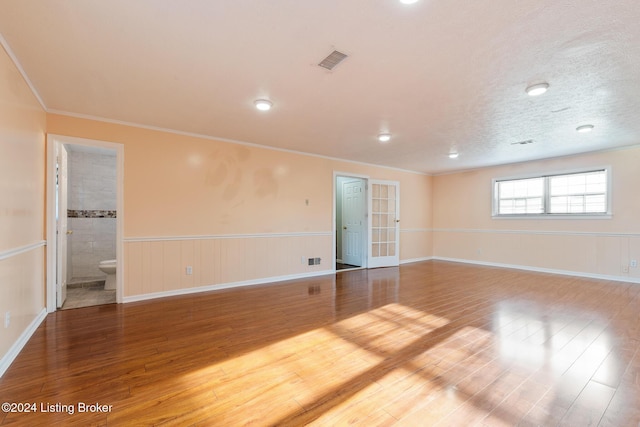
left=368, top=180, right=400, bottom=268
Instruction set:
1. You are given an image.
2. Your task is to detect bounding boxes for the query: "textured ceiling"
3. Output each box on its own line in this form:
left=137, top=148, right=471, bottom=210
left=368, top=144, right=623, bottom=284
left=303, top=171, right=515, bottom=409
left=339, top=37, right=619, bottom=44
left=1, top=0, right=639, bottom=174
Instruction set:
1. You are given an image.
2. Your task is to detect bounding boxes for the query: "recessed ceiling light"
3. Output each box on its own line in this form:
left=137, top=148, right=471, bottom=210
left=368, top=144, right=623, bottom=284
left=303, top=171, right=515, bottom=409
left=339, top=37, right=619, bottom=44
left=576, top=124, right=594, bottom=133
left=448, top=152, right=459, bottom=159
left=378, top=133, right=391, bottom=143
left=254, top=99, right=273, bottom=111
left=399, top=0, right=419, bottom=4
left=525, top=82, right=549, bottom=96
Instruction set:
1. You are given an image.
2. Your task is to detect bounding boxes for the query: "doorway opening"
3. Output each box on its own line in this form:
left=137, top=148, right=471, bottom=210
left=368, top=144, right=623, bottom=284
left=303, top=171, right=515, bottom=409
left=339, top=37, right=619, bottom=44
left=335, top=174, right=368, bottom=272
left=46, top=135, right=124, bottom=312
left=333, top=173, right=401, bottom=273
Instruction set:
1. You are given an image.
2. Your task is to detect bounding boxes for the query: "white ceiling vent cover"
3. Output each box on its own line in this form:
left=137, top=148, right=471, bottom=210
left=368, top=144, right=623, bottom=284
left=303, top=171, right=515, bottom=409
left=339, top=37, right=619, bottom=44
left=318, top=50, right=348, bottom=70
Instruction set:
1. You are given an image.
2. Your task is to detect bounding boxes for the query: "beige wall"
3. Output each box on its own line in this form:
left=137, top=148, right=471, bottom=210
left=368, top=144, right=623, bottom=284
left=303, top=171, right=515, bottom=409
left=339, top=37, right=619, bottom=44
left=433, top=148, right=640, bottom=280
left=0, top=44, right=46, bottom=367
left=46, top=114, right=433, bottom=298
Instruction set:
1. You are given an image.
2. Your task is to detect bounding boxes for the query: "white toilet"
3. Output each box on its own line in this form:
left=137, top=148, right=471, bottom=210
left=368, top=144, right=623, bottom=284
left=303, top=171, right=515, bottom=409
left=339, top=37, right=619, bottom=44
left=98, top=259, right=117, bottom=290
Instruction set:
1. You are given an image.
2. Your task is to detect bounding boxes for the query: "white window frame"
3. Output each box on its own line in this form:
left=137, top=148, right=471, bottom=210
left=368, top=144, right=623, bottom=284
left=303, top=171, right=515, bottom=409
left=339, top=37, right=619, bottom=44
left=492, top=167, right=612, bottom=219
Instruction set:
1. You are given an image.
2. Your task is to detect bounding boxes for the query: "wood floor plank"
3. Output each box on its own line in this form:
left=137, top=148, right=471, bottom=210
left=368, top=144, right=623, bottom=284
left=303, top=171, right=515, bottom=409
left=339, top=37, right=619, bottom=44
left=560, top=380, right=616, bottom=426
left=1, top=260, right=639, bottom=426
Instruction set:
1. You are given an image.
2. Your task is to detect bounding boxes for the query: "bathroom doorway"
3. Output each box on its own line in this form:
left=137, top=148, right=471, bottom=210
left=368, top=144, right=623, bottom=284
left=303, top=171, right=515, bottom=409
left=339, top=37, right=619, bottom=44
left=46, top=135, right=124, bottom=312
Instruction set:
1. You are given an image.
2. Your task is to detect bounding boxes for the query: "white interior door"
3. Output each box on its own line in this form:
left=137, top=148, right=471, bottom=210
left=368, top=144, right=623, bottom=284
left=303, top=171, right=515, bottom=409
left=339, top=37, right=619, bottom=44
left=56, top=143, right=68, bottom=308
left=368, top=180, right=400, bottom=268
left=342, top=179, right=365, bottom=266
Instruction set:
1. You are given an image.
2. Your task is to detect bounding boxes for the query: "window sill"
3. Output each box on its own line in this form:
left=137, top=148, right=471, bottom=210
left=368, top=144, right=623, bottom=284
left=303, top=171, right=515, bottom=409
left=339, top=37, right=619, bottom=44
left=492, top=214, right=612, bottom=220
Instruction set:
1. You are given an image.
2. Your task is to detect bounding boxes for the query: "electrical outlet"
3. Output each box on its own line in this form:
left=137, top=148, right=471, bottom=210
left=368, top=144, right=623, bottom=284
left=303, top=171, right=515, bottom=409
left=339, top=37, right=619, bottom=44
left=631, top=259, right=638, bottom=268
left=308, top=258, right=314, bottom=266
left=185, top=266, right=193, bottom=275
left=314, top=257, right=321, bottom=265
left=4, top=312, right=10, bottom=329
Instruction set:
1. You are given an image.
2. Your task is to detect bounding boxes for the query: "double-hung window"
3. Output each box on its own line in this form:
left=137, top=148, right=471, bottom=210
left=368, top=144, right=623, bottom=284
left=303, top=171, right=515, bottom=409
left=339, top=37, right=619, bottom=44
left=493, top=168, right=610, bottom=217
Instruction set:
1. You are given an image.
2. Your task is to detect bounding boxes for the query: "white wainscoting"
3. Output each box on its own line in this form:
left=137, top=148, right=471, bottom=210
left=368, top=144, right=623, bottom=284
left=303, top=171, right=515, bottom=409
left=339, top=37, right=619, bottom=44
left=0, top=242, right=47, bottom=377
left=433, top=228, right=640, bottom=283
left=399, top=228, right=433, bottom=263
left=124, top=232, right=333, bottom=299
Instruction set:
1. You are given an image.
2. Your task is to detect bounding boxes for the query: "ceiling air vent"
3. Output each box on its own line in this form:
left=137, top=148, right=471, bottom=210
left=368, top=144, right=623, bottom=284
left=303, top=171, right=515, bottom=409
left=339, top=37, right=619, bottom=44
left=511, top=139, right=534, bottom=145
left=318, top=50, right=348, bottom=70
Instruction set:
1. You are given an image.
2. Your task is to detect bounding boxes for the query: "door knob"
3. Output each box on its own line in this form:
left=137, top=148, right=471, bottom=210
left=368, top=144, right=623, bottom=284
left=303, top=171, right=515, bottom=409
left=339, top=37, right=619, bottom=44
left=66, top=230, right=73, bottom=235
left=343, top=226, right=347, bottom=230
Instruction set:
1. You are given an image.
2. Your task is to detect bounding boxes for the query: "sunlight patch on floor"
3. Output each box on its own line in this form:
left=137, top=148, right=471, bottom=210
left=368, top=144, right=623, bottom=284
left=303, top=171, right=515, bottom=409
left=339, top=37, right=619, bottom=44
left=176, top=303, right=455, bottom=424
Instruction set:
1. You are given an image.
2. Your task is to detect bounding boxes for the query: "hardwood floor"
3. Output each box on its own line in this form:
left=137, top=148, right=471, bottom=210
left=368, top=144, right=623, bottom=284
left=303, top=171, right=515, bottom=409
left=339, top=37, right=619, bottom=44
left=1, top=260, right=639, bottom=426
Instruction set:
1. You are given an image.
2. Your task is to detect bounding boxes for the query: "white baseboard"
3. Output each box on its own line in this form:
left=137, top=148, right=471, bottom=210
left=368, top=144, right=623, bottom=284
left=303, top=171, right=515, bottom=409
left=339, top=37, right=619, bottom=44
left=400, top=256, right=433, bottom=265
left=0, top=308, right=47, bottom=378
left=432, top=256, right=640, bottom=284
left=123, top=269, right=335, bottom=303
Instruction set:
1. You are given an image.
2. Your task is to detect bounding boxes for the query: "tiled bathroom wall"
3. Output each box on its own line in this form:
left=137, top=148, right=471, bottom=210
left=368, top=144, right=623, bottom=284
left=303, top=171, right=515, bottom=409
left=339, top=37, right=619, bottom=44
left=67, top=147, right=117, bottom=281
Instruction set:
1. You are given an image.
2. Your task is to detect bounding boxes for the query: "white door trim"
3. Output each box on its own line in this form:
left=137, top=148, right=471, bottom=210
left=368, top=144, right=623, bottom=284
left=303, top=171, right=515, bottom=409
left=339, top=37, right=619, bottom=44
left=46, top=134, right=125, bottom=312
